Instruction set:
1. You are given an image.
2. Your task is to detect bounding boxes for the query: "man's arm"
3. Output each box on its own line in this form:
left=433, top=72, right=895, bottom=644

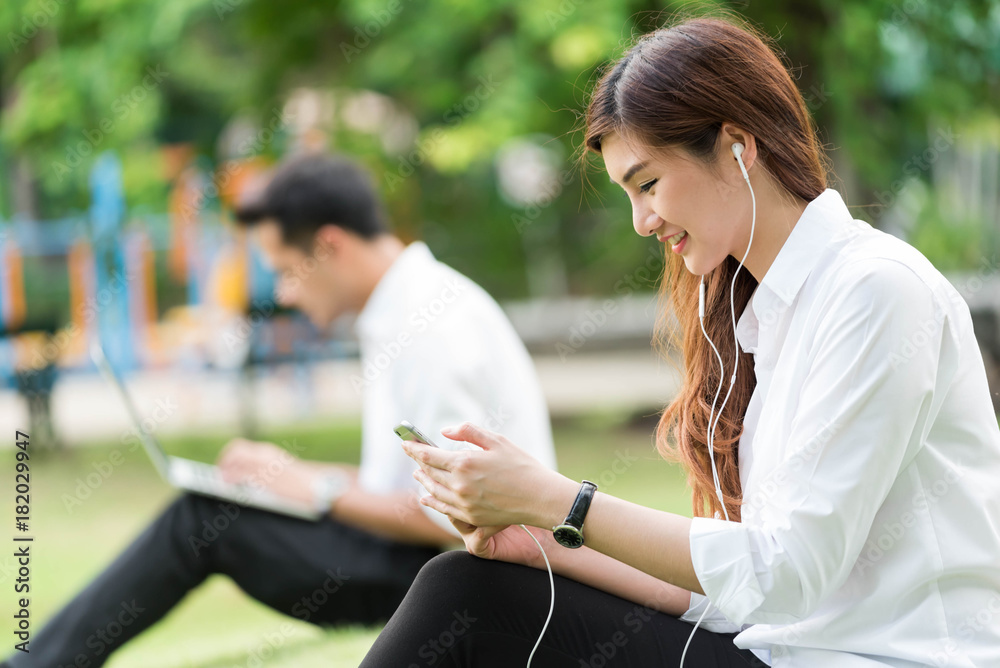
left=331, top=484, right=460, bottom=547
left=217, top=441, right=458, bottom=547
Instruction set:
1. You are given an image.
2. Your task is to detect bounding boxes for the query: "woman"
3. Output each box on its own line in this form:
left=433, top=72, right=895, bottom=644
left=360, top=15, right=1000, bottom=668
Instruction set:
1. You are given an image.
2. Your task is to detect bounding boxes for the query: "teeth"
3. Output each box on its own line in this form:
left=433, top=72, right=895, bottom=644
left=667, top=231, right=687, bottom=245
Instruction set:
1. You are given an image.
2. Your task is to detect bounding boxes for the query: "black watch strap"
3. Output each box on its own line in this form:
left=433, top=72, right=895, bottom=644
left=563, top=480, right=597, bottom=529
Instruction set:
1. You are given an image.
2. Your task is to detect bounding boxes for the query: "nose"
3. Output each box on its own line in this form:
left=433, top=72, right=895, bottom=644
left=632, top=200, right=661, bottom=238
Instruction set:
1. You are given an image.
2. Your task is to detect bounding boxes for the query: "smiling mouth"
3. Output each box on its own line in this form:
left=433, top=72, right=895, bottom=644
left=662, top=230, right=687, bottom=245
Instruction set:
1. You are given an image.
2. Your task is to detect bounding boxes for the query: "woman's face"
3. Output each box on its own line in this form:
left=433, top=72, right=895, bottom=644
left=600, top=131, right=747, bottom=277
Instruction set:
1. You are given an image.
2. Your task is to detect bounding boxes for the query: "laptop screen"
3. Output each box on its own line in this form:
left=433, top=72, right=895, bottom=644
left=89, top=341, right=172, bottom=476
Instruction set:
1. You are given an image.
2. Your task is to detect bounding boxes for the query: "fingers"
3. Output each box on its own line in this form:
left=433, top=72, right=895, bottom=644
left=440, top=421, right=504, bottom=451
left=217, top=437, right=251, bottom=464
left=449, top=517, right=477, bottom=535
left=413, top=468, right=465, bottom=511
left=401, top=440, right=462, bottom=471
left=216, top=439, right=292, bottom=484
left=418, top=490, right=467, bottom=524
left=217, top=439, right=253, bottom=482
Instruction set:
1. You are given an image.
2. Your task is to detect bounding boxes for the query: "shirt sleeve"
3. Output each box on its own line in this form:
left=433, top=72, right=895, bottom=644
left=688, top=259, right=960, bottom=626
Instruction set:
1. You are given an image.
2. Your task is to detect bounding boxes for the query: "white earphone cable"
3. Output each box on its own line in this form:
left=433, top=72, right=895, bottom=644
left=679, top=144, right=755, bottom=668
left=522, top=523, right=555, bottom=668
left=523, top=145, right=755, bottom=668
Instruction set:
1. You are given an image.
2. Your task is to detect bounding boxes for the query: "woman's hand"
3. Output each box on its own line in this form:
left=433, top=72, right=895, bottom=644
left=402, top=422, right=577, bottom=530
left=449, top=519, right=557, bottom=571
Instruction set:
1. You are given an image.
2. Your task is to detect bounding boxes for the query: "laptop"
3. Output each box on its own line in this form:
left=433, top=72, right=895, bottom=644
left=90, top=341, right=323, bottom=521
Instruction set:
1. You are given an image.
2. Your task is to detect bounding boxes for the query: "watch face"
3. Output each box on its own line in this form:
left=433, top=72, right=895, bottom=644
left=553, top=525, right=584, bottom=549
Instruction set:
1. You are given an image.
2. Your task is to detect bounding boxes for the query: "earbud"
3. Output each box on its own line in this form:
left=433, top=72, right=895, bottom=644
left=731, top=142, right=750, bottom=181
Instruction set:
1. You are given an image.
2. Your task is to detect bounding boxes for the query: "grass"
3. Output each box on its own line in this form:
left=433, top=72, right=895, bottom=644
left=1, top=411, right=693, bottom=668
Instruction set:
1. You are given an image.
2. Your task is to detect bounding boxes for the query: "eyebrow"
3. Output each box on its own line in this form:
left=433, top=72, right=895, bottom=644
left=611, top=162, right=647, bottom=186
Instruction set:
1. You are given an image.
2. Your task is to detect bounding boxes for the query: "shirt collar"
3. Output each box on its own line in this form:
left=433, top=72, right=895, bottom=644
left=757, top=188, right=853, bottom=308
left=736, top=188, right=853, bottom=355
left=354, top=240, right=435, bottom=340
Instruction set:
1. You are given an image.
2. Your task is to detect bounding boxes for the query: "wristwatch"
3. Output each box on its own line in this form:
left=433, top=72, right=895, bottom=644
left=311, top=470, right=352, bottom=514
left=552, top=480, right=598, bottom=548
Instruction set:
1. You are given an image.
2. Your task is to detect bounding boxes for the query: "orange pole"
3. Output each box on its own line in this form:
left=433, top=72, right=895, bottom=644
left=5, top=242, right=26, bottom=331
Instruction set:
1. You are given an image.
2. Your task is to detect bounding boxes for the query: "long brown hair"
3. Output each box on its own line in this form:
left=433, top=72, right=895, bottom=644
left=582, top=15, right=830, bottom=522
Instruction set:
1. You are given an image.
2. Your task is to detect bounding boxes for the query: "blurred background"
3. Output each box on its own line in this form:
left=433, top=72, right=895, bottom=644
left=1, top=0, right=999, bottom=666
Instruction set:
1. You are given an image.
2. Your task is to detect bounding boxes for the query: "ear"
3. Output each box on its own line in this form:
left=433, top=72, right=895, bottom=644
left=313, top=224, right=348, bottom=256
left=720, top=122, right=757, bottom=174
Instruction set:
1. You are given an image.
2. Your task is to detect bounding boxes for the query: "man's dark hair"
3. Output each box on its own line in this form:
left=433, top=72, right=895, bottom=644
left=234, top=153, right=388, bottom=247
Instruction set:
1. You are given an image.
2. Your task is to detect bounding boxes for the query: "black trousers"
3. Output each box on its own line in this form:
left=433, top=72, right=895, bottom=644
left=361, top=551, right=769, bottom=668
left=6, top=493, right=440, bottom=668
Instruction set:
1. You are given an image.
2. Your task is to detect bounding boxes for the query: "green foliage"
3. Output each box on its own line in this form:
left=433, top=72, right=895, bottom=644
left=910, top=211, right=984, bottom=272
left=2, top=0, right=998, bottom=300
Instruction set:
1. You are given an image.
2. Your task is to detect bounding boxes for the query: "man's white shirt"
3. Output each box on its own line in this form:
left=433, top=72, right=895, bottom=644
left=352, top=241, right=557, bottom=536
left=678, top=189, right=1000, bottom=667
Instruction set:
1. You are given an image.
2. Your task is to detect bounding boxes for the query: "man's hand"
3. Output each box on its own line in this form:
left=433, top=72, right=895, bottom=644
left=216, top=438, right=319, bottom=507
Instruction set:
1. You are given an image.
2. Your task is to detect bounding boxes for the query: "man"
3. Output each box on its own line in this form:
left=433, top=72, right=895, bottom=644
left=5, top=153, right=556, bottom=667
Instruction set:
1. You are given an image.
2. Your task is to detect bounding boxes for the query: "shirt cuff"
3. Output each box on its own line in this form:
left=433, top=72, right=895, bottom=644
left=678, top=591, right=746, bottom=634
left=689, top=516, right=767, bottom=626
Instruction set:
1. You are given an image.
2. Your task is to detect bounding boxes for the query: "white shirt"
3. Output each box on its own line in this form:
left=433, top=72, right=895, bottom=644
left=352, top=241, right=557, bottom=536
left=678, top=189, right=1000, bottom=667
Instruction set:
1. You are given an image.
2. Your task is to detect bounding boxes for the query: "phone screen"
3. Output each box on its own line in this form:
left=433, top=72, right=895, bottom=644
left=393, top=420, right=441, bottom=448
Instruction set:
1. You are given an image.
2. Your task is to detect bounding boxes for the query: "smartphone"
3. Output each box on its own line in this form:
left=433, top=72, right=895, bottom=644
left=393, top=420, right=441, bottom=448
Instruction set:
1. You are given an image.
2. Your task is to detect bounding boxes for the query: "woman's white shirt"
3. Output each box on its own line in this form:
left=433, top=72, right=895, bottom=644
left=677, top=188, right=1000, bottom=667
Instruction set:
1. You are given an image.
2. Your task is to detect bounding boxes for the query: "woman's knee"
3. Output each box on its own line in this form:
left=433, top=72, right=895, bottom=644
left=414, top=551, right=485, bottom=585
left=406, top=552, right=503, bottom=601
left=408, top=551, right=546, bottom=611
